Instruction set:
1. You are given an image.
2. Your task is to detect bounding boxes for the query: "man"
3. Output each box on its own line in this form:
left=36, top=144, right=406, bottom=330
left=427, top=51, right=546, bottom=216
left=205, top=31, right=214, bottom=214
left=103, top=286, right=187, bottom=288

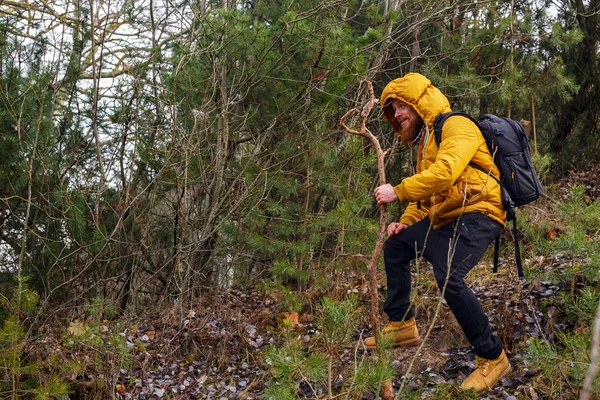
left=364, top=72, right=512, bottom=393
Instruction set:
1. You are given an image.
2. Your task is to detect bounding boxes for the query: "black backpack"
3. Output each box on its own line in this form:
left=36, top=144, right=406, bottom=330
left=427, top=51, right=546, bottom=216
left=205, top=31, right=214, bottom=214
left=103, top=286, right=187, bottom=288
left=434, top=112, right=543, bottom=278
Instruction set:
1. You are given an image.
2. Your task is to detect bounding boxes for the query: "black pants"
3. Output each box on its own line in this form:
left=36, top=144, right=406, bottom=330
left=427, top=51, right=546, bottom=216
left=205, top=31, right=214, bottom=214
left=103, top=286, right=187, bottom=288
left=383, top=212, right=503, bottom=359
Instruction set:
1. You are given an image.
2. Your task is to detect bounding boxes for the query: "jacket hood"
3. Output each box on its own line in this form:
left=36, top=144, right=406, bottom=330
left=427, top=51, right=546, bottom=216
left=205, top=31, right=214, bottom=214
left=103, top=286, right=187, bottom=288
left=380, top=73, right=451, bottom=135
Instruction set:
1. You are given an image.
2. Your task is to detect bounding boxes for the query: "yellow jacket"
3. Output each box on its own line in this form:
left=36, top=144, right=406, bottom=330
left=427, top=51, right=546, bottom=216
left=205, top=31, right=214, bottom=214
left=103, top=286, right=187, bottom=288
left=381, top=73, right=506, bottom=228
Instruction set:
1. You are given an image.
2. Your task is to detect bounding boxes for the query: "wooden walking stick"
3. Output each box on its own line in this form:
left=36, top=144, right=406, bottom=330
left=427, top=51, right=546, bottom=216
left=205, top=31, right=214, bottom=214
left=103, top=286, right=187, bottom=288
left=340, top=80, right=390, bottom=341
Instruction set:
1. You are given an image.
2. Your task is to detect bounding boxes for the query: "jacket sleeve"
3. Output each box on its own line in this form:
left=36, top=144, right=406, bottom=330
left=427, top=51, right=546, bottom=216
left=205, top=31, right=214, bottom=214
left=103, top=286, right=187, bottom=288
left=399, top=201, right=429, bottom=226
left=393, top=116, right=483, bottom=203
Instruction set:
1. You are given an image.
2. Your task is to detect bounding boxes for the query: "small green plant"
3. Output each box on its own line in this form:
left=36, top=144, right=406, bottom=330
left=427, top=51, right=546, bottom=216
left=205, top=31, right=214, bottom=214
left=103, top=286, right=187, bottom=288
left=519, top=184, right=600, bottom=398
left=554, top=185, right=600, bottom=292
left=263, top=337, right=328, bottom=398
left=563, top=286, right=600, bottom=325
left=88, top=297, right=118, bottom=320
left=269, top=260, right=310, bottom=288
left=64, top=318, right=133, bottom=398
left=526, top=330, right=600, bottom=398
left=524, top=184, right=600, bottom=288
left=262, top=295, right=399, bottom=398
left=532, top=152, right=554, bottom=185
left=29, top=375, right=71, bottom=400
left=0, top=285, right=69, bottom=399
left=317, top=296, right=358, bottom=347
left=263, top=298, right=354, bottom=396
left=346, top=356, right=395, bottom=396
left=257, top=280, right=305, bottom=312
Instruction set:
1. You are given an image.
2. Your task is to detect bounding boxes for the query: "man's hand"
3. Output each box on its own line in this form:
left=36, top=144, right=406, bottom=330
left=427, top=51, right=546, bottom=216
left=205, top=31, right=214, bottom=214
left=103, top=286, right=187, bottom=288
left=374, top=184, right=399, bottom=205
left=387, top=222, right=408, bottom=237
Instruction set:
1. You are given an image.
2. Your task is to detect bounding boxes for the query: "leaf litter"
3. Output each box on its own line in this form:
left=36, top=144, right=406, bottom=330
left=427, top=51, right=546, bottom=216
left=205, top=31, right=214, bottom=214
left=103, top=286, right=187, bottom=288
left=37, top=165, right=600, bottom=399
left=33, top=263, right=580, bottom=400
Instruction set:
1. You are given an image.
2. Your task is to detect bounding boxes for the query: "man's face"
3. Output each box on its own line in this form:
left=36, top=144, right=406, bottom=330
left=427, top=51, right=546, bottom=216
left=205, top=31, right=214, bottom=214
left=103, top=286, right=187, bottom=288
left=389, top=99, right=424, bottom=145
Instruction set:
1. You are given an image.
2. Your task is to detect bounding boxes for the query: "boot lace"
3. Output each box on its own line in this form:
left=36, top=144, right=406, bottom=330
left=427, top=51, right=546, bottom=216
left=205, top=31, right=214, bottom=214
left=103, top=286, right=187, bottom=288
left=475, top=356, right=492, bottom=375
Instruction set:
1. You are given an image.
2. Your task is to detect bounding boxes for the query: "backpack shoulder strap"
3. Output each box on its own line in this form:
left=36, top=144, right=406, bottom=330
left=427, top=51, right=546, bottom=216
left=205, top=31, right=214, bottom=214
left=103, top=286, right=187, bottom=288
left=512, top=216, right=524, bottom=278
left=434, top=112, right=500, bottom=181
left=433, top=111, right=479, bottom=147
left=492, top=217, right=524, bottom=279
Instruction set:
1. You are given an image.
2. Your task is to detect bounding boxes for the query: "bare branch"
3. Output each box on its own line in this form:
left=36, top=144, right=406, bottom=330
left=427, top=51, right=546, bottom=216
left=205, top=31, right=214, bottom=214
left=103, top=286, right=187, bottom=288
left=340, top=80, right=387, bottom=338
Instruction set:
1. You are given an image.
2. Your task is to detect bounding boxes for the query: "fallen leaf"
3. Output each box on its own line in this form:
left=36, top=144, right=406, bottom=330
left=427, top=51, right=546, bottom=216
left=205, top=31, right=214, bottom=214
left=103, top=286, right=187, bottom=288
left=381, top=379, right=394, bottom=399
left=524, top=386, right=539, bottom=400
left=300, top=313, right=314, bottom=323
left=277, top=312, right=299, bottom=329
left=535, top=255, right=544, bottom=264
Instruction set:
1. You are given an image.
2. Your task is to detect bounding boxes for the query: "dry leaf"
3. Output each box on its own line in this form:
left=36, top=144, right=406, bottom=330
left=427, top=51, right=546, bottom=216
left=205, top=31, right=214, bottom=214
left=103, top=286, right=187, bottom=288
left=283, top=312, right=298, bottom=327
left=300, top=313, right=314, bottom=323
left=525, top=386, right=539, bottom=400
left=516, top=311, right=524, bottom=320
left=277, top=312, right=299, bottom=329
left=535, top=255, right=544, bottom=264
left=350, top=278, right=368, bottom=294
left=145, top=330, right=155, bottom=341
left=381, top=379, right=394, bottom=399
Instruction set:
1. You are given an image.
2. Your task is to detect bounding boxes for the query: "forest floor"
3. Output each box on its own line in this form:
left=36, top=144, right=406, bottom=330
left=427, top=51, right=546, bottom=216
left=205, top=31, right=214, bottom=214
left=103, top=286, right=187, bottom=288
left=70, top=270, right=570, bottom=400
left=35, top=165, right=600, bottom=400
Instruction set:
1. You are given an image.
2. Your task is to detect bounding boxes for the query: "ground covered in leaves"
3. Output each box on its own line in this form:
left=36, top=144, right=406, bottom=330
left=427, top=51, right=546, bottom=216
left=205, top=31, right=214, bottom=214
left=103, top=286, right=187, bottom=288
left=38, top=261, right=579, bottom=400
left=32, top=164, right=600, bottom=400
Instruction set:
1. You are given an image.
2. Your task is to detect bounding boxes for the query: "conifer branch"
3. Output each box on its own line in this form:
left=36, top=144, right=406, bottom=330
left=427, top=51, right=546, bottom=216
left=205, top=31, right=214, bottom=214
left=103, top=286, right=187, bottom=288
left=340, top=80, right=389, bottom=338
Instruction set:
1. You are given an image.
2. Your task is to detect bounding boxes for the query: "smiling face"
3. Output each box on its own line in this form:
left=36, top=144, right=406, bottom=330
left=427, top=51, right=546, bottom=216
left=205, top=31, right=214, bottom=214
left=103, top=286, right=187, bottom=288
left=388, top=98, right=424, bottom=145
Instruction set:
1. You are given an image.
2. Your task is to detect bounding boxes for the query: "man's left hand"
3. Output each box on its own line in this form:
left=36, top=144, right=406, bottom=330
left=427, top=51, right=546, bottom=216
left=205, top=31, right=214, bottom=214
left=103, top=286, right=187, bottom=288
left=374, top=184, right=399, bottom=205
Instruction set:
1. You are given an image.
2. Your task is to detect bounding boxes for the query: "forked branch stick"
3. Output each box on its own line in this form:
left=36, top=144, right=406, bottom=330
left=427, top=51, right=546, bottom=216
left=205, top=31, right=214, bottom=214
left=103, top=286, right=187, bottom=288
left=340, top=81, right=389, bottom=338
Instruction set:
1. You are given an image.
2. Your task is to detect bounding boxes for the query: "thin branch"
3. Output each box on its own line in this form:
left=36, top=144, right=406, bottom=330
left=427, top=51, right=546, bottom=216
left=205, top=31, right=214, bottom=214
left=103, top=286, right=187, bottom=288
left=340, top=80, right=388, bottom=339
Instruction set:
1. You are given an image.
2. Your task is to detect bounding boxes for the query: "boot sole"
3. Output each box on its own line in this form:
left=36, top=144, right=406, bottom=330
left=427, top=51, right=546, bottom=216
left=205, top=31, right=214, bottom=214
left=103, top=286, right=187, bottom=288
left=481, top=364, right=512, bottom=393
left=364, top=336, right=421, bottom=350
left=498, top=363, right=512, bottom=381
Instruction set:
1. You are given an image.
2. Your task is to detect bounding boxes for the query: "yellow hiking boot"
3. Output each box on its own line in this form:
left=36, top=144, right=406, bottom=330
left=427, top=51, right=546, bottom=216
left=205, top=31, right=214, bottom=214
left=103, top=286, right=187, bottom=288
left=363, top=318, right=421, bottom=350
left=460, top=350, right=512, bottom=393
